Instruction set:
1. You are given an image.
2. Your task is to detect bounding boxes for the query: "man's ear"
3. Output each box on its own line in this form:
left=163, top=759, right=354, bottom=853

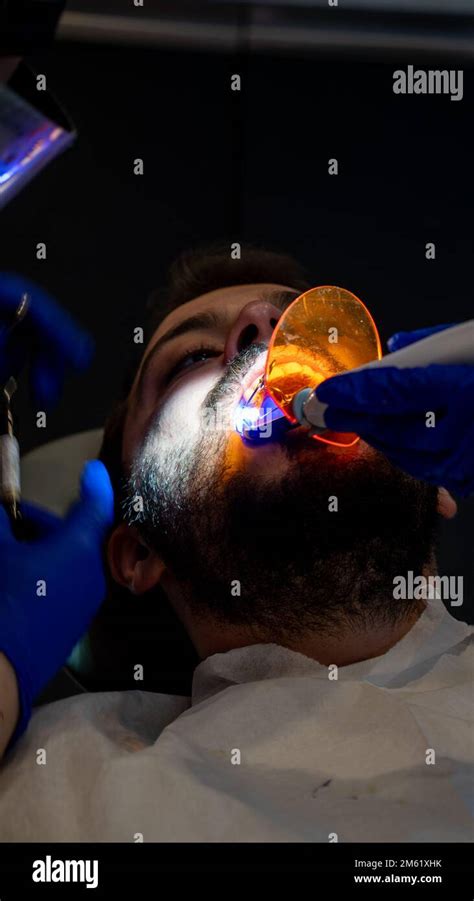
left=437, top=487, right=457, bottom=520
left=107, top=523, right=166, bottom=595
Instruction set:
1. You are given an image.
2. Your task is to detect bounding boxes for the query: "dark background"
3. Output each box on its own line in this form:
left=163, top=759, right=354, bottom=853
left=0, top=29, right=472, bottom=622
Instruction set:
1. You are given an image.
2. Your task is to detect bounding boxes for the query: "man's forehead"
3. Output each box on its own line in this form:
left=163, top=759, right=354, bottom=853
left=153, top=282, right=297, bottom=340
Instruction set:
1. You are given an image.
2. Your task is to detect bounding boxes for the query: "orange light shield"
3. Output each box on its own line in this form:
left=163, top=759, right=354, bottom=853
left=265, top=286, right=382, bottom=446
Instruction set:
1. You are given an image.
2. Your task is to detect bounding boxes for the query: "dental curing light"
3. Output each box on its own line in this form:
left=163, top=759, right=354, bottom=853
left=236, top=286, right=382, bottom=446
left=235, top=375, right=290, bottom=442
left=295, top=319, right=474, bottom=433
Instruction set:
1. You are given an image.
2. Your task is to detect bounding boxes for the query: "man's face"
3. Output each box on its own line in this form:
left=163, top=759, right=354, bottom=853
left=123, top=282, right=363, bottom=476
left=124, top=283, right=299, bottom=467
left=120, top=282, right=438, bottom=639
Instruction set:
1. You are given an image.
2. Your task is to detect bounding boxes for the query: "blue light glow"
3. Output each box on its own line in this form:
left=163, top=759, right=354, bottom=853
left=235, top=393, right=286, bottom=440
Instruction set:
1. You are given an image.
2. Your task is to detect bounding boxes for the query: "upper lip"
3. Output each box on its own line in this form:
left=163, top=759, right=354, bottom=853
left=239, top=351, right=268, bottom=402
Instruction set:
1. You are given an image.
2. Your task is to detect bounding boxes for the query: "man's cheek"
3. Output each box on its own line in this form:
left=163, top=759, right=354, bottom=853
left=158, top=370, right=220, bottom=447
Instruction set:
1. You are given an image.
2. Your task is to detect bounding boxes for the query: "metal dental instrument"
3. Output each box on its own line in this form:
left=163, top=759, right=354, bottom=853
left=293, top=319, right=474, bottom=432
left=246, top=377, right=264, bottom=406
left=0, top=376, right=20, bottom=521
left=0, top=292, right=30, bottom=339
left=0, top=293, right=30, bottom=526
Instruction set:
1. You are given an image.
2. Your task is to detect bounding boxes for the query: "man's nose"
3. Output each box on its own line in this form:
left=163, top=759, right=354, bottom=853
left=224, top=300, right=282, bottom=362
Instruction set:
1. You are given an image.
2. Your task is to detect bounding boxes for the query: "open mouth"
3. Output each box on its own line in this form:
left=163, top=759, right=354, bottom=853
left=235, top=354, right=291, bottom=441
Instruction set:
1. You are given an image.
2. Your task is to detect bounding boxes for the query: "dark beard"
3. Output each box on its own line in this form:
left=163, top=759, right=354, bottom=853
left=124, top=349, right=439, bottom=641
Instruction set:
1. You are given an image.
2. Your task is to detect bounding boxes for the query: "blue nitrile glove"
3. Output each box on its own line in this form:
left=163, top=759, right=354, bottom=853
left=316, top=325, right=474, bottom=497
left=0, top=461, right=114, bottom=749
left=0, top=273, right=93, bottom=406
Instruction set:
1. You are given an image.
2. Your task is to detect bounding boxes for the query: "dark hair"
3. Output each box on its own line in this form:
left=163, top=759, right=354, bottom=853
left=147, top=241, right=310, bottom=328
left=99, top=242, right=310, bottom=514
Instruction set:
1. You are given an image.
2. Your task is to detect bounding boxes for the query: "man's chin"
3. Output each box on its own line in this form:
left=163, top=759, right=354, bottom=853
left=126, top=412, right=438, bottom=637
left=221, top=424, right=370, bottom=485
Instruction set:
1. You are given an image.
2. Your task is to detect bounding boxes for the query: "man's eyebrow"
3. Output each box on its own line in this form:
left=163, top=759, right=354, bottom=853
left=136, top=309, right=224, bottom=397
left=135, top=288, right=300, bottom=398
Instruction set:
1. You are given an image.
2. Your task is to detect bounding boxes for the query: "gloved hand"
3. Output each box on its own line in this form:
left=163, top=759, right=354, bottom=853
left=0, top=273, right=93, bottom=406
left=316, top=325, right=474, bottom=497
left=0, top=461, right=114, bottom=749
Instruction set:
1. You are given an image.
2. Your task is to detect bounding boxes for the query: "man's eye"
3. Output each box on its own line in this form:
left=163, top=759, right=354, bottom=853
left=167, top=347, right=221, bottom=382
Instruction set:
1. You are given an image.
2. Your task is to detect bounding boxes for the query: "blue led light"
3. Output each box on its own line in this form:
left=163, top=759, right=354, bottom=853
left=235, top=393, right=287, bottom=441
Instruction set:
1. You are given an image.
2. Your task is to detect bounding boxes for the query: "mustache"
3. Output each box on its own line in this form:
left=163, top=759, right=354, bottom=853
left=204, top=341, right=268, bottom=411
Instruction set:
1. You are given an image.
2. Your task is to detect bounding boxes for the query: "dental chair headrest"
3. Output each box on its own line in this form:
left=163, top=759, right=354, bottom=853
left=21, top=429, right=104, bottom=516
